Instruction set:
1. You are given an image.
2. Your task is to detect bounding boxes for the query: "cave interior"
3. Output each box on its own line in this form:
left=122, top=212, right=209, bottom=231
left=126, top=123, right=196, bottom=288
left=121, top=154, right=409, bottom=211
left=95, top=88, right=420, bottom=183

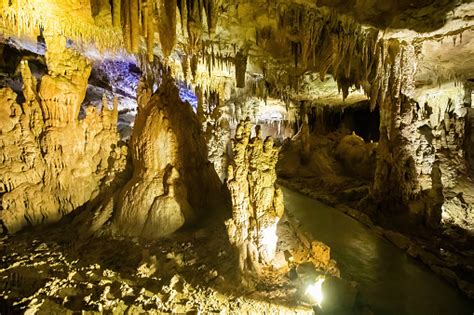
left=0, top=0, right=473, bottom=314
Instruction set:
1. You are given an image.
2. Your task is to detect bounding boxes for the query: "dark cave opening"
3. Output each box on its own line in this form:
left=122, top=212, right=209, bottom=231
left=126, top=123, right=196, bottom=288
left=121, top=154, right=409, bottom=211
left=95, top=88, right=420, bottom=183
left=306, top=101, right=380, bottom=141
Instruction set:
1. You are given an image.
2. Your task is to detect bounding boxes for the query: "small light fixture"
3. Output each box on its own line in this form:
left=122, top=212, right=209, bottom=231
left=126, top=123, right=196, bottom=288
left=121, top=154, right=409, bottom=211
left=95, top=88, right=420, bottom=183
left=305, top=276, right=325, bottom=306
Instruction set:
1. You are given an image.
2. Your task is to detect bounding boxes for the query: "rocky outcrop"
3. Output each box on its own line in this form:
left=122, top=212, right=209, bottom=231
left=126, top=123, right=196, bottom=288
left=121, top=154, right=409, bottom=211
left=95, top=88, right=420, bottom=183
left=0, top=37, right=127, bottom=233
left=225, top=119, right=284, bottom=272
left=335, top=133, right=377, bottom=180
left=113, top=78, right=222, bottom=239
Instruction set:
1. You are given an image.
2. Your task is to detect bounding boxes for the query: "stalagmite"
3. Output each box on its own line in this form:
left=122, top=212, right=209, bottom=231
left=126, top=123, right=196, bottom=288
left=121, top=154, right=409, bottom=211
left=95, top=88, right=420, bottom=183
left=39, top=34, right=91, bottom=123
left=0, top=38, right=126, bottom=233
left=226, top=119, right=284, bottom=272
left=114, top=77, right=222, bottom=239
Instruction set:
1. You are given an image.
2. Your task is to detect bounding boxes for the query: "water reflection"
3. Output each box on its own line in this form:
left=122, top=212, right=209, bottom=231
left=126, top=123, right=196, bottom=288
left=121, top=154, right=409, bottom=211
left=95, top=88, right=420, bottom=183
left=282, top=187, right=474, bottom=315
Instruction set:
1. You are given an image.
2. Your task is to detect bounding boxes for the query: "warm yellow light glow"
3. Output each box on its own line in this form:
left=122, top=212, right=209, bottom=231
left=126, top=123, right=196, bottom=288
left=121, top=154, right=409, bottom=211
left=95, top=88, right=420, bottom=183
left=305, top=276, right=325, bottom=306
left=260, top=224, right=278, bottom=262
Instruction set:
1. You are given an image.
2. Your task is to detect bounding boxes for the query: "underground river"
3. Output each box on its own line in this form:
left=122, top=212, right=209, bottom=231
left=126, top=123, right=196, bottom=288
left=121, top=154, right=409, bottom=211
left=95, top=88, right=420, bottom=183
left=282, top=186, right=474, bottom=315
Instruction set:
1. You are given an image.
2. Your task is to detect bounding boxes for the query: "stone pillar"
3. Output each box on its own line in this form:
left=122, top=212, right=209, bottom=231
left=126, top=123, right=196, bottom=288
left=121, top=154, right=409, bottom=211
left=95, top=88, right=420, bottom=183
left=225, top=119, right=284, bottom=272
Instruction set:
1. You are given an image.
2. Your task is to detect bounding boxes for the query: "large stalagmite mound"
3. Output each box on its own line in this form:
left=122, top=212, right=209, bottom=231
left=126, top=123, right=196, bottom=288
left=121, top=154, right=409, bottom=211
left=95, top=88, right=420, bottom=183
left=113, top=78, right=224, bottom=239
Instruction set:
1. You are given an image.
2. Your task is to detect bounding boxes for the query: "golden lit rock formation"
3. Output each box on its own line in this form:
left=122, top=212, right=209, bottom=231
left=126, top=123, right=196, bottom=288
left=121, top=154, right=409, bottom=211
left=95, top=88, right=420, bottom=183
left=0, top=38, right=126, bottom=233
left=225, top=119, right=284, bottom=271
left=39, top=35, right=92, bottom=123
left=113, top=77, right=222, bottom=239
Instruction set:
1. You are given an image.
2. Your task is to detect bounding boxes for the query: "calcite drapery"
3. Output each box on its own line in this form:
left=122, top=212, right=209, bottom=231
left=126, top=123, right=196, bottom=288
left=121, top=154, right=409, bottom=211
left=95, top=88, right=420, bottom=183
left=114, top=77, right=222, bottom=239
left=0, top=38, right=126, bottom=233
left=225, top=119, right=284, bottom=271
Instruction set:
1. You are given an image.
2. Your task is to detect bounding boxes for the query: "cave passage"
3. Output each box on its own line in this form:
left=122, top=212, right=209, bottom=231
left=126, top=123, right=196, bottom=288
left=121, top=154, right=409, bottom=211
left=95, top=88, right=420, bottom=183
left=282, top=186, right=474, bottom=315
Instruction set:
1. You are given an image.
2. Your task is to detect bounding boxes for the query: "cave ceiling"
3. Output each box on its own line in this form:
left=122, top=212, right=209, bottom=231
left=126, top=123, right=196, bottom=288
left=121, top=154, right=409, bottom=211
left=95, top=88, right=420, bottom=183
left=0, top=0, right=472, bottom=106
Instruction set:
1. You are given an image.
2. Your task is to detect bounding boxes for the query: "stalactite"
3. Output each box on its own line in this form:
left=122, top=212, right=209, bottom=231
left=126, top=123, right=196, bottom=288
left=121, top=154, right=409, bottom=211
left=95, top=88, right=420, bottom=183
left=0, top=0, right=122, bottom=50
left=112, top=0, right=121, bottom=29
left=235, top=50, right=247, bottom=88
left=143, top=0, right=148, bottom=38
left=123, top=0, right=132, bottom=52
left=203, top=0, right=217, bottom=35
left=146, top=0, right=154, bottom=62
left=157, top=0, right=177, bottom=58
left=138, top=0, right=143, bottom=35
left=181, top=54, right=189, bottom=81
left=130, top=0, right=140, bottom=53
left=190, top=54, right=198, bottom=79
left=178, top=0, right=188, bottom=37
left=258, top=4, right=386, bottom=102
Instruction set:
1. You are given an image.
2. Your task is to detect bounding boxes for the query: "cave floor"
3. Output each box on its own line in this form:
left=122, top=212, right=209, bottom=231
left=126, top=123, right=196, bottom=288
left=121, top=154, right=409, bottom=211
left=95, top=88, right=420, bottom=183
left=1, top=188, right=472, bottom=314
left=0, top=211, right=314, bottom=314
left=283, top=186, right=474, bottom=315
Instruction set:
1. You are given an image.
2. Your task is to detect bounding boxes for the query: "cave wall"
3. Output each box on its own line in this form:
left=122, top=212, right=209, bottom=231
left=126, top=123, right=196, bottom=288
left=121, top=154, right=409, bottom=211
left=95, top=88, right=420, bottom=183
left=0, top=36, right=127, bottom=234
left=415, top=82, right=474, bottom=233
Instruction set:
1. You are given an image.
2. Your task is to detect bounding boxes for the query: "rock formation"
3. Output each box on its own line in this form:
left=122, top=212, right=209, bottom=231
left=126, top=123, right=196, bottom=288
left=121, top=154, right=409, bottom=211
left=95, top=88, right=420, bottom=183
left=0, top=36, right=127, bottom=234
left=39, top=35, right=91, bottom=124
left=196, top=89, right=232, bottom=182
left=364, top=41, right=472, bottom=232
left=113, top=77, right=222, bottom=239
left=225, top=119, right=284, bottom=272
left=335, top=133, right=377, bottom=180
left=366, top=41, right=423, bottom=220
